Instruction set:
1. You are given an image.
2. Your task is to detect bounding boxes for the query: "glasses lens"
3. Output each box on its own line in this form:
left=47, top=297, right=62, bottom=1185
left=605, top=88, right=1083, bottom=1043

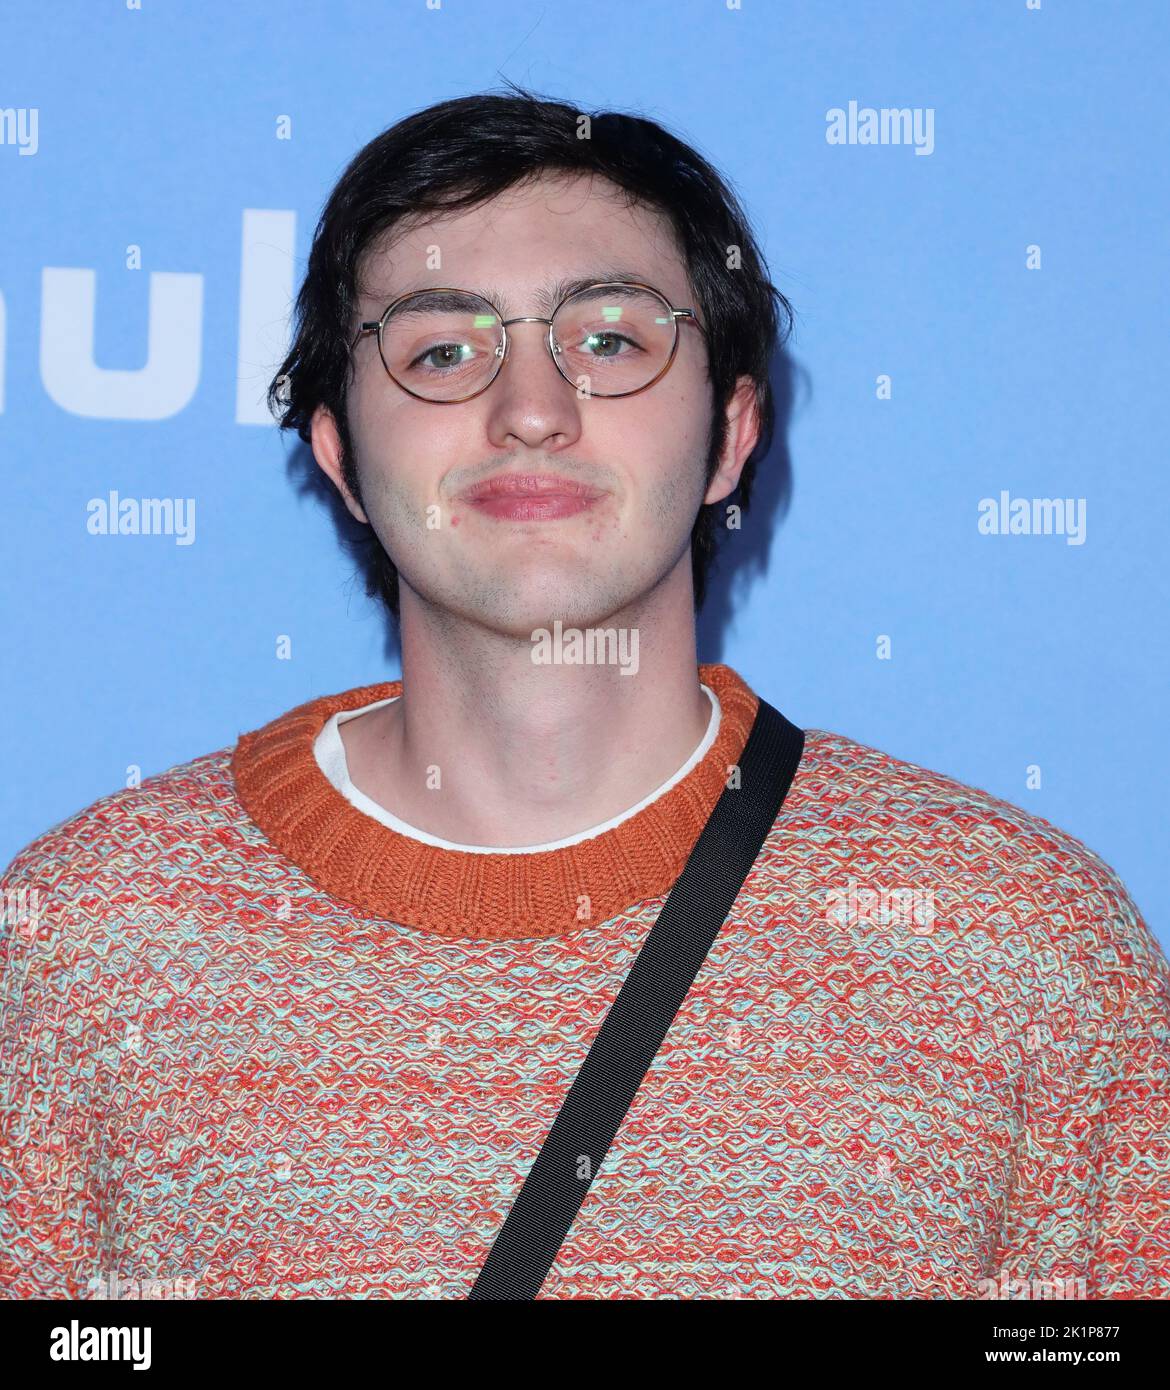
left=379, top=291, right=503, bottom=401
left=552, top=285, right=676, bottom=396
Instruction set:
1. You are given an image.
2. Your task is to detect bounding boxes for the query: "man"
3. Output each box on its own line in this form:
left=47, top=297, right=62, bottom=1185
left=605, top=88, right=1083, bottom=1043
left=3, top=87, right=1168, bottom=1301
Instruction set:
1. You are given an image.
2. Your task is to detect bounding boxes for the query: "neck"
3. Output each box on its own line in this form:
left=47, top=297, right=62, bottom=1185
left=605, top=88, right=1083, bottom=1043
left=341, top=564, right=710, bottom=848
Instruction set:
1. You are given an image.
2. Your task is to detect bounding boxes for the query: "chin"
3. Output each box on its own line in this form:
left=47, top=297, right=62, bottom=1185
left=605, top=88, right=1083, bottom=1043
left=473, top=578, right=637, bottom=639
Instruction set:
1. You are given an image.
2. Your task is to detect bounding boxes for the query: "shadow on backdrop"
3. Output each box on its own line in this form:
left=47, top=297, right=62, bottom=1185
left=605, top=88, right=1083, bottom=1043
left=697, top=344, right=801, bottom=666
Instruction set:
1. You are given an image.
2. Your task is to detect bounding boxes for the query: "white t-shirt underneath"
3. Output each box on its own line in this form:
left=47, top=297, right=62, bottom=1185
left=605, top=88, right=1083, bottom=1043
left=312, top=682, right=722, bottom=855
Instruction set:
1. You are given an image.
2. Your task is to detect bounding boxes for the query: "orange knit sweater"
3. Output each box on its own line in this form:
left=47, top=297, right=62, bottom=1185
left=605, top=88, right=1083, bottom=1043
left=232, top=661, right=761, bottom=940
left=2, top=662, right=1168, bottom=1298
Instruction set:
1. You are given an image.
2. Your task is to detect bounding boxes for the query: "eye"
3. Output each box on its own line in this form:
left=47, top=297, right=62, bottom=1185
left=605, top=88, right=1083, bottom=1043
left=410, top=342, right=477, bottom=372
left=573, top=330, right=639, bottom=358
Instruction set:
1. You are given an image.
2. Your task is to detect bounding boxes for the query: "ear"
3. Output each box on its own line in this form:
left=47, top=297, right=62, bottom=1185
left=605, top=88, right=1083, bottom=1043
left=311, top=404, right=369, bottom=524
left=703, top=376, right=761, bottom=506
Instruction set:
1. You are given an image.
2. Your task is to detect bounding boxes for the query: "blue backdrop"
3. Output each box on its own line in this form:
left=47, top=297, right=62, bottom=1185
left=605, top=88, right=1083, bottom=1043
left=2, top=1, right=1166, bottom=944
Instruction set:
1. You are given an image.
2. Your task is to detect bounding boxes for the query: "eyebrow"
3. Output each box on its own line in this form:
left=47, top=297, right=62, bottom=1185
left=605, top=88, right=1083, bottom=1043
left=380, top=269, right=665, bottom=319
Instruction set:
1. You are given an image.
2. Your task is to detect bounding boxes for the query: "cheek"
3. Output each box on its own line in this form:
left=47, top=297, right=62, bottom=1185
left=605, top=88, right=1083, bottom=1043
left=617, top=394, right=711, bottom=514
left=640, top=455, right=709, bottom=536
left=349, top=393, right=454, bottom=524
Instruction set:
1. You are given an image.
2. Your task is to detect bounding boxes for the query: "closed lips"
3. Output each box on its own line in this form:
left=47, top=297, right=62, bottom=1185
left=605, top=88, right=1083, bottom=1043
left=461, top=474, right=605, bottom=501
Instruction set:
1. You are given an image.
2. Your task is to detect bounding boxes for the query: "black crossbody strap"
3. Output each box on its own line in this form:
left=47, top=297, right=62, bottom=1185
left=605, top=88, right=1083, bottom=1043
left=467, top=697, right=805, bottom=1300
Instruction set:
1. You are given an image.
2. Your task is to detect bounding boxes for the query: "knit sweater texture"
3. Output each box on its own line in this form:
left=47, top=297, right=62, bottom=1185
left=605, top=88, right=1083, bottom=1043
left=2, top=662, right=1168, bottom=1299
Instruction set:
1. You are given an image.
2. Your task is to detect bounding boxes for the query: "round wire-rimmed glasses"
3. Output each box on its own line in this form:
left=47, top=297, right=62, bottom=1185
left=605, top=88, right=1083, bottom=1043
left=349, top=279, right=705, bottom=403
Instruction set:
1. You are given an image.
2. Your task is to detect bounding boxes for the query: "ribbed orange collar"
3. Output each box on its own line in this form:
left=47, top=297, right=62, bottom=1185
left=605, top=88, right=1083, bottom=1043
left=231, top=662, right=761, bottom=940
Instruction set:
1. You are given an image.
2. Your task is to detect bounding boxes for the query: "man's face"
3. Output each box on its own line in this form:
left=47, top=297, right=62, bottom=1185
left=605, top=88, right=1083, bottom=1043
left=314, top=171, right=745, bottom=637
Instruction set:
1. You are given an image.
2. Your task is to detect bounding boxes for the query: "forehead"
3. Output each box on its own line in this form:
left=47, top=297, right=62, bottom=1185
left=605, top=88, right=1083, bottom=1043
left=355, top=172, right=693, bottom=318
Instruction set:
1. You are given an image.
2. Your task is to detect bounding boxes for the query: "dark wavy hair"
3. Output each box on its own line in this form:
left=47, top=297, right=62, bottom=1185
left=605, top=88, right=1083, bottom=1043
left=269, top=80, right=794, bottom=619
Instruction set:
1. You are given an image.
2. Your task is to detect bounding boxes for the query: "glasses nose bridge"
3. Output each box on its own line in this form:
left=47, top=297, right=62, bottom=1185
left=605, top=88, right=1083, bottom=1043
left=496, top=313, right=560, bottom=379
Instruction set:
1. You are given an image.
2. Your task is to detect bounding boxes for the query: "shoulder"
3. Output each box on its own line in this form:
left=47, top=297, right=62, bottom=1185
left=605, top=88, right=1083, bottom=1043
left=1, top=743, right=239, bottom=946
left=789, top=727, right=1167, bottom=1001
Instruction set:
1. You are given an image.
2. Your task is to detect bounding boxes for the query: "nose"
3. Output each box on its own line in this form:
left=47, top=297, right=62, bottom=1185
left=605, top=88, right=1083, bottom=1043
left=484, top=318, right=584, bottom=451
